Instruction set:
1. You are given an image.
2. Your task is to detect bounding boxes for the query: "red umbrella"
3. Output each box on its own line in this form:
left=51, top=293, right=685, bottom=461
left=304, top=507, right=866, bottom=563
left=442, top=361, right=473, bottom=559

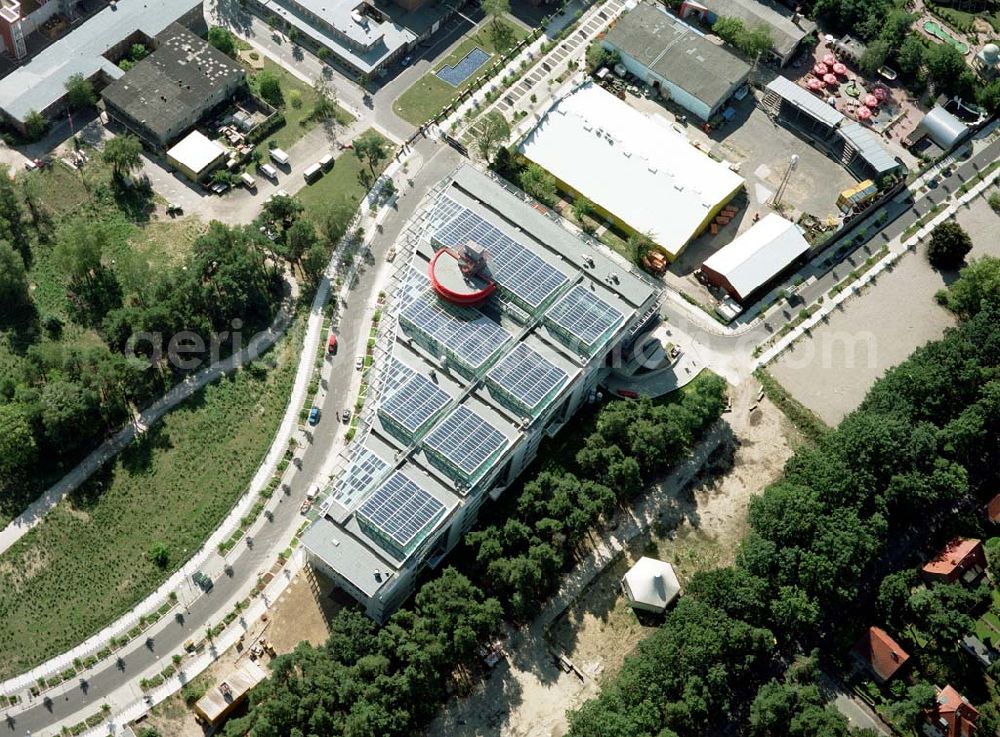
left=857, top=106, right=872, bottom=120
left=807, top=77, right=824, bottom=91
left=864, top=94, right=879, bottom=107
left=813, top=62, right=829, bottom=75
left=824, top=73, right=838, bottom=86
left=823, top=53, right=836, bottom=65
left=833, top=62, right=847, bottom=76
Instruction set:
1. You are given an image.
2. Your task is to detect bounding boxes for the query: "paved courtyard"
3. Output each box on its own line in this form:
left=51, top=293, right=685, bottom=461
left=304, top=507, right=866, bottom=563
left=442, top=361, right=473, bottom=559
left=768, top=193, right=999, bottom=425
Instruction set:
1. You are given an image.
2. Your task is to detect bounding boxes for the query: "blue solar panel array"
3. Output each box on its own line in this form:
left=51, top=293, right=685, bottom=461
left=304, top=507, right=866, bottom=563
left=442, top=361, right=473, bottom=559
left=357, top=471, right=447, bottom=557
left=545, top=284, right=625, bottom=353
left=431, top=195, right=569, bottom=311
left=423, top=405, right=509, bottom=481
left=333, top=448, right=390, bottom=508
left=486, top=342, right=569, bottom=415
left=400, top=287, right=513, bottom=372
left=379, top=372, right=450, bottom=440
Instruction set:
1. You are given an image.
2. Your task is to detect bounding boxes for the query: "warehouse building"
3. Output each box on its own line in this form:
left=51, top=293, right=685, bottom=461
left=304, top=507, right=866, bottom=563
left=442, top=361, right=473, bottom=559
left=302, top=165, right=660, bottom=622
left=0, top=0, right=205, bottom=133
left=678, top=0, right=816, bottom=66
left=602, top=2, right=750, bottom=121
left=166, top=130, right=228, bottom=182
left=102, top=23, right=246, bottom=150
left=700, top=213, right=809, bottom=303
left=517, top=81, right=745, bottom=261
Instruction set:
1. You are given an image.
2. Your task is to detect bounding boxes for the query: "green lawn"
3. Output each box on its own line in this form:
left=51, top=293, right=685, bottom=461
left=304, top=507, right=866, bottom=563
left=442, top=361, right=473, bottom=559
left=296, top=129, right=393, bottom=216
left=0, top=318, right=302, bottom=678
left=392, top=18, right=529, bottom=126
left=249, top=60, right=355, bottom=160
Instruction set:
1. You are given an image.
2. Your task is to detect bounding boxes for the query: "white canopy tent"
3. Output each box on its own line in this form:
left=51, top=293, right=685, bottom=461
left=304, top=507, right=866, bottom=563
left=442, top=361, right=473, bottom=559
left=622, top=556, right=681, bottom=613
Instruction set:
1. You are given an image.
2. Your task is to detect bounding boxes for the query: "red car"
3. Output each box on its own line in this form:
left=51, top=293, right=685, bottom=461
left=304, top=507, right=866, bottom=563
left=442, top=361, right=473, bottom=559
left=327, top=335, right=337, bottom=354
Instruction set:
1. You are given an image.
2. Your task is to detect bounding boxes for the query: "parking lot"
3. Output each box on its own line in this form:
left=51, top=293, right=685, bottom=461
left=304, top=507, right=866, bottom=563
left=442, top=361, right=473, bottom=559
left=768, top=193, right=1000, bottom=425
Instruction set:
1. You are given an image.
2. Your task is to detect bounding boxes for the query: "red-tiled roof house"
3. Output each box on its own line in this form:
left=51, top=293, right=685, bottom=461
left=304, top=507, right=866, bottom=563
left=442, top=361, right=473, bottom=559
left=851, top=626, right=910, bottom=684
left=922, top=538, right=986, bottom=585
left=925, top=685, right=978, bottom=737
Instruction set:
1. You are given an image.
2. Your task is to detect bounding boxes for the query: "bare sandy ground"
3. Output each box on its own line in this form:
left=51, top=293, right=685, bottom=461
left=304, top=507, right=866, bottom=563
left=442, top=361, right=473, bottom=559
left=770, top=193, right=999, bottom=425
left=425, top=379, right=799, bottom=737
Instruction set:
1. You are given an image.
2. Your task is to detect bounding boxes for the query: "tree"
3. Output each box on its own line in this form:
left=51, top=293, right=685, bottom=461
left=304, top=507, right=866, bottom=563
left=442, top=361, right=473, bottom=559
left=712, top=16, right=746, bottom=48
left=284, top=218, right=319, bottom=267
left=474, top=111, right=510, bottom=162
left=64, top=73, right=96, bottom=110
left=260, top=193, right=304, bottom=232
left=0, top=402, right=37, bottom=480
left=54, top=220, right=107, bottom=285
left=585, top=42, right=619, bottom=73
left=887, top=682, right=937, bottom=727
left=572, top=196, right=593, bottom=222
left=148, top=543, right=170, bottom=569
left=926, top=220, right=972, bottom=270
left=924, top=43, right=967, bottom=94
left=896, top=35, right=925, bottom=81
left=352, top=131, right=388, bottom=177
left=0, top=241, right=31, bottom=324
left=313, top=77, right=339, bottom=121
left=301, top=243, right=329, bottom=284
left=23, top=109, right=46, bottom=141
left=207, top=26, right=237, bottom=57
left=859, top=39, right=891, bottom=76
left=939, top=256, right=1000, bottom=318
left=519, top=163, right=557, bottom=205
left=102, top=135, right=144, bottom=181
left=482, top=0, right=509, bottom=26
left=255, top=69, right=283, bottom=106
left=627, top=232, right=655, bottom=263
left=319, top=197, right=356, bottom=246
left=130, top=43, right=148, bottom=62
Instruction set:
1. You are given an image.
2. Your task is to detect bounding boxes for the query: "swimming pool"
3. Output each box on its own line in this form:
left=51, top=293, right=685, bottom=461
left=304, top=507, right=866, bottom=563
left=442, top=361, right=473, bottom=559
left=436, top=47, right=492, bottom=87
left=923, top=20, right=970, bottom=55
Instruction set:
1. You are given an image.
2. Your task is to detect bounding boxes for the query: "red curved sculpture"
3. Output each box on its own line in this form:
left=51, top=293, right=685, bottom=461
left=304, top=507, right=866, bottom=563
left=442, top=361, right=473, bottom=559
left=429, top=248, right=496, bottom=306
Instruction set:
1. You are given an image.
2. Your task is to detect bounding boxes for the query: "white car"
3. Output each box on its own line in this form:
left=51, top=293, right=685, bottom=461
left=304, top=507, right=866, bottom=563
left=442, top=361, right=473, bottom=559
left=307, top=484, right=319, bottom=500
left=355, top=355, right=364, bottom=371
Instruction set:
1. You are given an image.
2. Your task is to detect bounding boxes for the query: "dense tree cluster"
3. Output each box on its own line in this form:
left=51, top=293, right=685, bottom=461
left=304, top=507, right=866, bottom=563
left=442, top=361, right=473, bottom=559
left=566, top=261, right=999, bottom=736
left=229, top=371, right=729, bottom=734
left=0, top=163, right=285, bottom=516
left=223, top=569, right=502, bottom=737
left=466, top=374, right=727, bottom=618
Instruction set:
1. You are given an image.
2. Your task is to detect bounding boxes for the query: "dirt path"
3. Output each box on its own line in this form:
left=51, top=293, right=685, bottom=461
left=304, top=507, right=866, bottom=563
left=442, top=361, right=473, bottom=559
left=425, top=378, right=799, bottom=737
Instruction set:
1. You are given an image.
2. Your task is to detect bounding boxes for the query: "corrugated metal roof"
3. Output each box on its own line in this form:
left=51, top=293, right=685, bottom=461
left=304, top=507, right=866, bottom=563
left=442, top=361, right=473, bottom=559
left=702, top=213, right=809, bottom=299
left=920, top=105, right=968, bottom=150
left=838, top=122, right=899, bottom=175
left=766, top=76, right=845, bottom=129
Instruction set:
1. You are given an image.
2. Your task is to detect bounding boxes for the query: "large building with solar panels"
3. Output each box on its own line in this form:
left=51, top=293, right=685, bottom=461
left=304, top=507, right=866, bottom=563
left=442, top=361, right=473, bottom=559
left=302, top=166, right=660, bottom=621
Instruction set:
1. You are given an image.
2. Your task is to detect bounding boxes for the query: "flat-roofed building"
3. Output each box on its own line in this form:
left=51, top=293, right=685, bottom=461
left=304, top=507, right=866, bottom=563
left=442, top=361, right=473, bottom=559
left=166, top=130, right=227, bottom=182
left=700, top=213, right=809, bottom=303
left=246, top=0, right=444, bottom=78
left=517, top=80, right=744, bottom=261
left=679, top=0, right=816, bottom=66
left=102, top=23, right=246, bottom=149
left=0, top=0, right=205, bottom=133
left=302, top=165, right=660, bottom=622
left=602, top=2, right=750, bottom=121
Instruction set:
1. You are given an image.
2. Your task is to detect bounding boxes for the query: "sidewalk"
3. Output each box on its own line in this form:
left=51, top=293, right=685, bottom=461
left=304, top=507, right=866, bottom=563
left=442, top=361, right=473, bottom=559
left=8, top=149, right=424, bottom=737
left=755, top=157, right=1000, bottom=368
left=0, top=276, right=299, bottom=559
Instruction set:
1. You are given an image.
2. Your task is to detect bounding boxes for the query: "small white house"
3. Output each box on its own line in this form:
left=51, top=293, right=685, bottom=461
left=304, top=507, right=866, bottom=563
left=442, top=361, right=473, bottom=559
left=622, top=556, right=681, bottom=613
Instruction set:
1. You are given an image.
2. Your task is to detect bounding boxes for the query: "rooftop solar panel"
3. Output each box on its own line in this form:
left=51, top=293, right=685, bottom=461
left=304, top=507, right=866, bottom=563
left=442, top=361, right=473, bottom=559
left=379, top=373, right=450, bottom=437
left=432, top=195, right=568, bottom=310
left=357, top=471, right=446, bottom=555
left=423, top=405, right=509, bottom=479
left=400, top=287, right=513, bottom=371
left=382, top=359, right=416, bottom=399
left=545, top=284, right=625, bottom=351
left=333, top=447, right=390, bottom=507
left=486, top=342, right=569, bottom=414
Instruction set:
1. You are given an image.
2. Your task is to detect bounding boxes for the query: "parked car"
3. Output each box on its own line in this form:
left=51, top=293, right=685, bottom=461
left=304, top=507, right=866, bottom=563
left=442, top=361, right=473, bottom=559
left=319, top=153, right=334, bottom=171
left=401, top=55, right=412, bottom=66
left=308, top=406, right=321, bottom=425
left=327, top=334, right=338, bottom=354
left=192, top=571, right=213, bottom=592
left=269, top=147, right=290, bottom=166
left=240, top=172, right=257, bottom=190
left=258, top=162, right=279, bottom=181
left=166, top=203, right=183, bottom=216
left=355, top=355, right=364, bottom=371
left=341, top=408, right=352, bottom=424
left=307, top=484, right=319, bottom=500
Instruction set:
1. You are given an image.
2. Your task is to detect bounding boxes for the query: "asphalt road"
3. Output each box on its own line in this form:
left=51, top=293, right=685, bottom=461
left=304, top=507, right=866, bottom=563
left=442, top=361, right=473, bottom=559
left=6, top=140, right=459, bottom=737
